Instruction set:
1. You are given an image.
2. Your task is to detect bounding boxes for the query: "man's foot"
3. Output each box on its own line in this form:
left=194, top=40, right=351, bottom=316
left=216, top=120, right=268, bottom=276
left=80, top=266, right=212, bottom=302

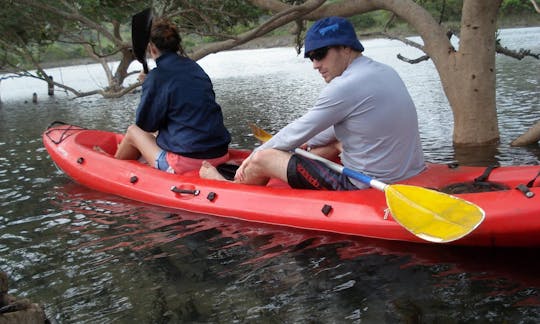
left=199, top=161, right=227, bottom=181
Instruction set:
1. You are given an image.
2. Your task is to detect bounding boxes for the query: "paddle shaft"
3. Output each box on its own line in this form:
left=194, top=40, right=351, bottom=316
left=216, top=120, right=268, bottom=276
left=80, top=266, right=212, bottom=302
left=293, top=148, right=387, bottom=191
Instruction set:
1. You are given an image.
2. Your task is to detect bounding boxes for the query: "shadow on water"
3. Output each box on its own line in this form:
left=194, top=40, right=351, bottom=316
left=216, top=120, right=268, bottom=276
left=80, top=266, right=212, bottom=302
left=36, top=182, right=540, bottom=323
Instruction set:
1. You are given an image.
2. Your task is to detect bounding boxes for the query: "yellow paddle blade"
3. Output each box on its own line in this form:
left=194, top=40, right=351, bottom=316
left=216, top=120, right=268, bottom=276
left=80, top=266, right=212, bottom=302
left=249, top=123, right=272, bottom=142
left=385, top=184, right=485, bottom=243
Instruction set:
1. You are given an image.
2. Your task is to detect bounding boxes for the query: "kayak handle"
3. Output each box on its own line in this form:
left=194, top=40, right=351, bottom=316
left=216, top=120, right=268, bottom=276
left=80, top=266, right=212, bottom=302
left=171, top=186, right=200, bottom=196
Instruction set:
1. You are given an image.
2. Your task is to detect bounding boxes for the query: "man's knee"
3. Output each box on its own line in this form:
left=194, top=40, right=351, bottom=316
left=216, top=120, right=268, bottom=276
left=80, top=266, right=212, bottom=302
left=247, top=150, right=265, bottom=173
left=250, top=149, right=277, bottom=168
left=249, top=149, right=291, bottom=180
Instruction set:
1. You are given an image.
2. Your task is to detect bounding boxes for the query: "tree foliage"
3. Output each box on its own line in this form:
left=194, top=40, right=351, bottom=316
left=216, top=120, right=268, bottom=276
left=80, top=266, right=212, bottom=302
left=0, top=0, right=149, bottom=96
left=158, top=0, right=265, bottom=36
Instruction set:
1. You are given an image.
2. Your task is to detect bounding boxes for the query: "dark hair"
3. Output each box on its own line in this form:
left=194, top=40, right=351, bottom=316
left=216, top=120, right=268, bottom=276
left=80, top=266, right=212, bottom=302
left=150, top=18, right=186, bottom=57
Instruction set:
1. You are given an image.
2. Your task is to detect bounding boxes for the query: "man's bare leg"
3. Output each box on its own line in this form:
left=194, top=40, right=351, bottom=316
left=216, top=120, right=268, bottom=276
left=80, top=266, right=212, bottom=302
left=199, top=149, right=291, bottom=186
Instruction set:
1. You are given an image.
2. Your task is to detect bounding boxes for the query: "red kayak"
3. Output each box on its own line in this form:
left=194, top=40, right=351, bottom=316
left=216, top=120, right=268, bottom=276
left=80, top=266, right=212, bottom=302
left=43, top=123, right=540, bottom=247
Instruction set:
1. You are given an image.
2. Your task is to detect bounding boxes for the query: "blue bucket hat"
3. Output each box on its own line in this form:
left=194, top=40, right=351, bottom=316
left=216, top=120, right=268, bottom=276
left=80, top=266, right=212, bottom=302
left=304, top=16, right=364, bottom=58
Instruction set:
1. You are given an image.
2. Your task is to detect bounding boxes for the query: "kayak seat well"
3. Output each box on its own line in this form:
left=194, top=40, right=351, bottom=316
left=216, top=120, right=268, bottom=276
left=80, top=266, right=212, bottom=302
left=75, top=132, right=121, bottom=156
left=214, top=162, right=290, bottom=188
left=440, top=181, right=510, bottom=194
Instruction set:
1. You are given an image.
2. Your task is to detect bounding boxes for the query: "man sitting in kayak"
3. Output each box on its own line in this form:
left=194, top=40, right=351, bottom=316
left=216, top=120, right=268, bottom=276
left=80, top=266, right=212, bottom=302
left=200, top=16, right=425, bottom=190
left=115, top=18, right=231, bottom=174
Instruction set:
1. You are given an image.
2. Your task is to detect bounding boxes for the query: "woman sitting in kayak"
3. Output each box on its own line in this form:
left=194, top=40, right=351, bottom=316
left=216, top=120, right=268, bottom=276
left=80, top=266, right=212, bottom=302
left=114, top=18, right=231, bottom=174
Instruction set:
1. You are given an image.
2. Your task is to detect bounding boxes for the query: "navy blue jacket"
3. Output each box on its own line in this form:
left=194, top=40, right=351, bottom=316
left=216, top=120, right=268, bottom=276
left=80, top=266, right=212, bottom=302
left=136, top=52, right=231, bottom=158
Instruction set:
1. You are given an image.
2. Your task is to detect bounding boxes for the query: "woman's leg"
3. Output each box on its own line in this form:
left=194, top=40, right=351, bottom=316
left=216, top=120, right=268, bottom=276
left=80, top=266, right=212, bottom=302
left=115, top=125, right=162, bottom=165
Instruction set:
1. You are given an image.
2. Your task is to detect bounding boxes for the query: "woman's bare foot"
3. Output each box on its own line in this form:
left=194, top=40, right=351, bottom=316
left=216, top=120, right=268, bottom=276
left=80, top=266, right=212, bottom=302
left=199, top=161, right=228, bottom=181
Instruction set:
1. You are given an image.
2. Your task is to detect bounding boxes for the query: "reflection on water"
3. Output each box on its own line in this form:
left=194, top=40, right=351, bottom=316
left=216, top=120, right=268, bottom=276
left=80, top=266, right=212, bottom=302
left=0, top=28, right=539, bottom=322
left=26, top=184, right=540, bottom=322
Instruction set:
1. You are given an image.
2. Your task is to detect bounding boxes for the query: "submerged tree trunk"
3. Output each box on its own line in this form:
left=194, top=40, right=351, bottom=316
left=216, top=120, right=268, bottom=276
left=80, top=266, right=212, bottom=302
left=109, top=48, right=135, bottom=93
left=441, top=1, right=501, bottom=146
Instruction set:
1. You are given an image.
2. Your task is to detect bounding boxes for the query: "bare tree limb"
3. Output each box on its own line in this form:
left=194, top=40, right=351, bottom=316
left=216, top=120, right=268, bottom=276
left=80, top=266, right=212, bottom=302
left=511, top=121, right=540, bottom=146
left=293, top=19, right=305, bottom=55
left=397, top=53, right=430, bottom=64
left=190, top=0, right=326, bottom=60
left=0, top=74, right=25, bottom=81
left=496, top=44, right=540, bottom=60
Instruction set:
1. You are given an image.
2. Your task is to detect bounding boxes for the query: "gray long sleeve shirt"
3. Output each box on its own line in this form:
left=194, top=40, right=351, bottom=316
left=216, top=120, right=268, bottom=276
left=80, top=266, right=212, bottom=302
left=256, top=55, right=425, bottom=187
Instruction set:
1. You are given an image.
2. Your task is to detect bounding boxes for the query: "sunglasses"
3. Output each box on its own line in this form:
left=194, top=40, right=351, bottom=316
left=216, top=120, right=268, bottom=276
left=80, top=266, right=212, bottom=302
left=307, top=46, right=330, bottom=62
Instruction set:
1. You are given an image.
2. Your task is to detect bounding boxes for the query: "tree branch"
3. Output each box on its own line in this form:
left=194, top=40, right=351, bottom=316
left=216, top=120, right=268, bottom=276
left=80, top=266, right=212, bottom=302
left=496, top=43, right=540, bottom=60
left=250, top=0, right=451, bottom=67
left=511, top=121, right=540, bottom=146
left=397, top=53, right=430, bottom=64
left=0, top=74, right=25, bottom=81
left=189, top=0, right=326, bottom=60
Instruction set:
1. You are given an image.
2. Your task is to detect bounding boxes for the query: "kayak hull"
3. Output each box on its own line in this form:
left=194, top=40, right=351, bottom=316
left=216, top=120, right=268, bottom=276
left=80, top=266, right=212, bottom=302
left=43, top=124, right=540, bottom=247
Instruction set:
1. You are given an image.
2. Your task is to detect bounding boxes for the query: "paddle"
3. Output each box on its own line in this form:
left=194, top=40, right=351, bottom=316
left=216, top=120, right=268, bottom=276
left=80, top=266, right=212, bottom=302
left=249, top=124, right=485, bottom=243
left=131, top=8, right=153, bottom=73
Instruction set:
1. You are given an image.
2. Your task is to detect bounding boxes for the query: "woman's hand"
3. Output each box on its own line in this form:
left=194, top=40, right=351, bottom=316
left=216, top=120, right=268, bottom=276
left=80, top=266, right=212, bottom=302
left=137, top=71, right=147, bottom=83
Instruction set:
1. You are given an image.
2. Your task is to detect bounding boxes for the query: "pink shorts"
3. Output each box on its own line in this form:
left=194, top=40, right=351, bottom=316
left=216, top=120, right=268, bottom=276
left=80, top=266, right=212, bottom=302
left=157, top=150, right=230, bottom=174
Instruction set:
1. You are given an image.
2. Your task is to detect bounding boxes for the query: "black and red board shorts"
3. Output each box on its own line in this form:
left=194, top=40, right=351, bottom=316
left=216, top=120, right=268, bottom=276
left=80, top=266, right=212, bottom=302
left=286, top=154, right=359, bottom=191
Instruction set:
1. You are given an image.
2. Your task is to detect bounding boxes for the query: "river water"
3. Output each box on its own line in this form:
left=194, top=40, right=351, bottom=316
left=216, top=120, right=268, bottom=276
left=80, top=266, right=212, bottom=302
left=0, top=28, right=539, bottom=323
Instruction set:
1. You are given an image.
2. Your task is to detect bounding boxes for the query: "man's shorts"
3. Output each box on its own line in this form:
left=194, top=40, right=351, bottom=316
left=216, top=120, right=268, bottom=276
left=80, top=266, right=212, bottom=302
left=286, top=154, right=359, bottom=190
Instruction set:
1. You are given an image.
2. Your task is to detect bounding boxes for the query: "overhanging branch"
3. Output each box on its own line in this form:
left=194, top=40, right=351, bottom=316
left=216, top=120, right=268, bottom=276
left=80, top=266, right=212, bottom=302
left=496, top=44, right=539, bottom=60
left=189, top=0, right=326, bottom=60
